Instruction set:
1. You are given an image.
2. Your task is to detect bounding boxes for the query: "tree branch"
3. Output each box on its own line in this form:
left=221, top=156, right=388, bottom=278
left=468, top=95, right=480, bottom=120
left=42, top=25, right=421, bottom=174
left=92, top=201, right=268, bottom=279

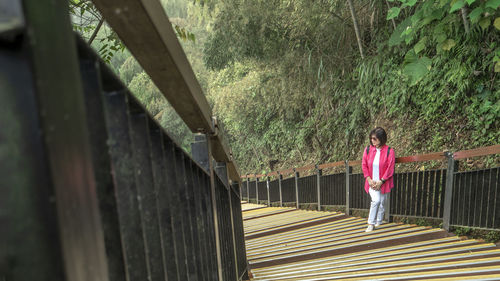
left=385, top=0, right=397, bottom=30
left=461, top=7, right=470, bottom=34
left=88, top=17, right=104, bottom=45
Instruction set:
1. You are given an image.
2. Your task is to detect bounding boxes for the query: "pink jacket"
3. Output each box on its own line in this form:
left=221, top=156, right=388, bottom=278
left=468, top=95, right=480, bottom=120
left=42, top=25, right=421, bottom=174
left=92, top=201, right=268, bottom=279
left=362, top=145, right=395, bottom=194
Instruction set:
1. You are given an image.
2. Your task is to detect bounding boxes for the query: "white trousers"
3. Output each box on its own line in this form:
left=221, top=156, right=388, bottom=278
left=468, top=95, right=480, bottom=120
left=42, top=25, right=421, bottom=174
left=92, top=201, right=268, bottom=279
left=368, top=188, right=387, bottom=225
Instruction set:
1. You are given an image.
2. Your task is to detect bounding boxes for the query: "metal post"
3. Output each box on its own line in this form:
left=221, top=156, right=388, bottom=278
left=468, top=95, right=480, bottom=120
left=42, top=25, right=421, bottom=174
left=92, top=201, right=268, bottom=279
left=216, top=161, right=239, bottom=280
left=206, top=137, right=224, bottom=281
left=21, top=0, right=110, bottom=279
left=294, top=169, right=300, bottom=209
left=443, top=151, right=458, bottom=231
left=278, top=173, right=283, bottom=207
left=215, top=161, right=229, bottom=187
left=191, top=133, right=209, bottom=172
left=246, top=177, right=250, bottom=201
left=345, top=161, right=352, bottom=216
left=267, top=177, right=271, bottom=206
left=316, top=165, right=322, bottom=211
left=384, top=193, right=391, bottom=222
left=255, top=177, right=259, bottom=204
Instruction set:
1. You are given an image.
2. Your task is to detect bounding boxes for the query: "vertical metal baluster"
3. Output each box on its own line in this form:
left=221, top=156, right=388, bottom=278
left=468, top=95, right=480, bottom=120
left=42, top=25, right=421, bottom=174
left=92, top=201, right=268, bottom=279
left=163, top=138, right=188, bottom=280
left=279, top=172, right=283, bottom=207
left=294, top=169, right=300, bottom=209
left=345, top=161, right=351, bottom=216
left=102, top=89, right=149, bottom=281
left=443, top=151, right=458, bottom=231
left=316, top=165, right=322, bottom=211
left=127, top=97, right=165, bottom=281
left=267, top=177, right=271, bottom=207
left=149, top=125, right=179, bottom=281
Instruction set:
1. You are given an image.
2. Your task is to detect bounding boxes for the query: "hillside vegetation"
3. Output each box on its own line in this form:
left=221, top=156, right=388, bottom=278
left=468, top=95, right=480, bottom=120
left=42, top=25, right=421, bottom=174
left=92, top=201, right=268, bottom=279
left=73, top=0, right=500, bottom=174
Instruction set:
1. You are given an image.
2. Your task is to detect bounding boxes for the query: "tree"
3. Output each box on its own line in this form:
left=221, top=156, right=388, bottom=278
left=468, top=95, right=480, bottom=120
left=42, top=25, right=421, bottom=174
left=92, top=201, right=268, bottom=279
left=347, top=0, right=365, bottom=59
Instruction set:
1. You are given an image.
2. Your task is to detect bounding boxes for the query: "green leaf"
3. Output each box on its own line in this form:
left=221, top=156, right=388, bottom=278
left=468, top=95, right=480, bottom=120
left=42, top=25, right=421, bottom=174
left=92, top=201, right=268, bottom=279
left=485, top=0, right=500, bottom=9
left=450, top=0, right=465, bottom=12
left=403, top=56, right=432, bottom=84
left=479, top=17, right=491, bottom=29
left=466, top=0, right=476, bottom=4
left=435, top=32, right=447, bottom=43
left=403, top=0, right=418, bottom=7
left=433, top=24, right=447, bottom=43
left=495, top=61, right=500, bottom=72
left=387, top=7, right=401, bottom=20
left=494, top=17, right=500, bottom=30
left=414, top=36, right=427, bottom=54
left=469, top=7, right=484, bottom=22
left=404, top=50, right=418, bottom=65
left=441, top=39, right=456, bottom=51
left=389, top=18, right=412, bottom=46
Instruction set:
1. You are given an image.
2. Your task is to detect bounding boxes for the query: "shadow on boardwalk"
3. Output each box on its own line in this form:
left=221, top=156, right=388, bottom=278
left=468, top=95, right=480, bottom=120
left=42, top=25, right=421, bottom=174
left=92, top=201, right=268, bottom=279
left=242, top=203, right=500, bottom=281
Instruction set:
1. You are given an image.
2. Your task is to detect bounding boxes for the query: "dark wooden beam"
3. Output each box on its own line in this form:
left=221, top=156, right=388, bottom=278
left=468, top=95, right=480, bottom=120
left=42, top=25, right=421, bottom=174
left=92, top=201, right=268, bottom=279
left=91, top=0, right=240, bottom=180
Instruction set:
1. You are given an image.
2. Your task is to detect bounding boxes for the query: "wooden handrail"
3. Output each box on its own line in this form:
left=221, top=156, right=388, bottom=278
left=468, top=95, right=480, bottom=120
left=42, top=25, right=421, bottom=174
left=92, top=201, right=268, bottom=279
left=318, top=161, right=344, bottom=169
left=91, top=0, right=240, bottom=181
left=295, top=164, right=316, bottom=173
left=454, top=144, right=500, bottom=159
left=396, top=152, right=445, bottom=163
left=241, top=145, right=499, bottom=179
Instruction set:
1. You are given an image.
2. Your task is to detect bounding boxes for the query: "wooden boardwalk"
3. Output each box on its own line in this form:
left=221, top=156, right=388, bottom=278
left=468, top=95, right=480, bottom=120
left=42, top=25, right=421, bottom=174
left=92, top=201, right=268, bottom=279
left=242, top=204, right=500, bottom=280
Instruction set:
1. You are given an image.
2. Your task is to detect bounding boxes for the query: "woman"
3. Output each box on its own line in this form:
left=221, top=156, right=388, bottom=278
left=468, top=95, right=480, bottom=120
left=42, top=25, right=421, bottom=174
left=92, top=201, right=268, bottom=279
left=362, top=127, right=395, bottom=232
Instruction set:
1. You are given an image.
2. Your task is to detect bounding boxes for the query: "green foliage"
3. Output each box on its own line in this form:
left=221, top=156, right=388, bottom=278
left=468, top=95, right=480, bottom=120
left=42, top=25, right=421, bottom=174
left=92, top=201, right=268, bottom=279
left=454, top=226, right=472, bottom=236
left=486, top=230, right=500, bottom=242
left=386, top=0, right=500, bottom=82
left=70, top=0, right=500, bottom=175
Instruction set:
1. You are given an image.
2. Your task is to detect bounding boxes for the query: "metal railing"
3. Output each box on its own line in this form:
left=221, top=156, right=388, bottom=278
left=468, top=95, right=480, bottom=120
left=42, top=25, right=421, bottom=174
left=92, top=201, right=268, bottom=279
left=1, top=0, right=247, bottom=280
left=242, top=145, right=500, bottom=231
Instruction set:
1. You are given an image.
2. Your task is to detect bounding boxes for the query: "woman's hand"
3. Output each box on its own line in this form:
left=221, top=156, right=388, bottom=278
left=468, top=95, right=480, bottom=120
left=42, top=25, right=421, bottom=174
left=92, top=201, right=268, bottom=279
left=367, top=177, right=374, bottom=188
left=373, top=181, right=382, bottom=190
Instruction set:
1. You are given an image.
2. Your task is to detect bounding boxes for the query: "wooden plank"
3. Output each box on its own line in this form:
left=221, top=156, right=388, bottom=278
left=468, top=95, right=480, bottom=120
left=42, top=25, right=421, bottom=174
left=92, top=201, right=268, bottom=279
left=318, top=161, right=344, bottom=170
left=91, top=0, right=240, bottom=180
left=454, top=144, right=500, bottom=159
left=296, top=164, right=316, bottom=173
left=396, top=152, right=446, bottom=163
left=92, top=0, right=210, bottom=131
left=349, top=160, right=362, bottom=166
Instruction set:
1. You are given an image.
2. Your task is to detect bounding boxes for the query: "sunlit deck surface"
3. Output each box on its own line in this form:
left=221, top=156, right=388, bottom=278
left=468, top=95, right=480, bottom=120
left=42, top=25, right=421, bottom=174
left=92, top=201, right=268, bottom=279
left=242, top=204, right=500, bottom=280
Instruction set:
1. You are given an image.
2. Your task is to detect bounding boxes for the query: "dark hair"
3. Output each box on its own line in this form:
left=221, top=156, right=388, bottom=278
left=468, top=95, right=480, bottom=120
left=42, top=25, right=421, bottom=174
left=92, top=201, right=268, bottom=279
left=369, top=127, right=387, bottom=146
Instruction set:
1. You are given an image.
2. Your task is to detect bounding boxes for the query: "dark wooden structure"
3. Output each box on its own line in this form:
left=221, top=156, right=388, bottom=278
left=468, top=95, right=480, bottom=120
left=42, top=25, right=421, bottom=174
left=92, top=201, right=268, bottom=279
left=1, top=0, right=248, bottom=280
